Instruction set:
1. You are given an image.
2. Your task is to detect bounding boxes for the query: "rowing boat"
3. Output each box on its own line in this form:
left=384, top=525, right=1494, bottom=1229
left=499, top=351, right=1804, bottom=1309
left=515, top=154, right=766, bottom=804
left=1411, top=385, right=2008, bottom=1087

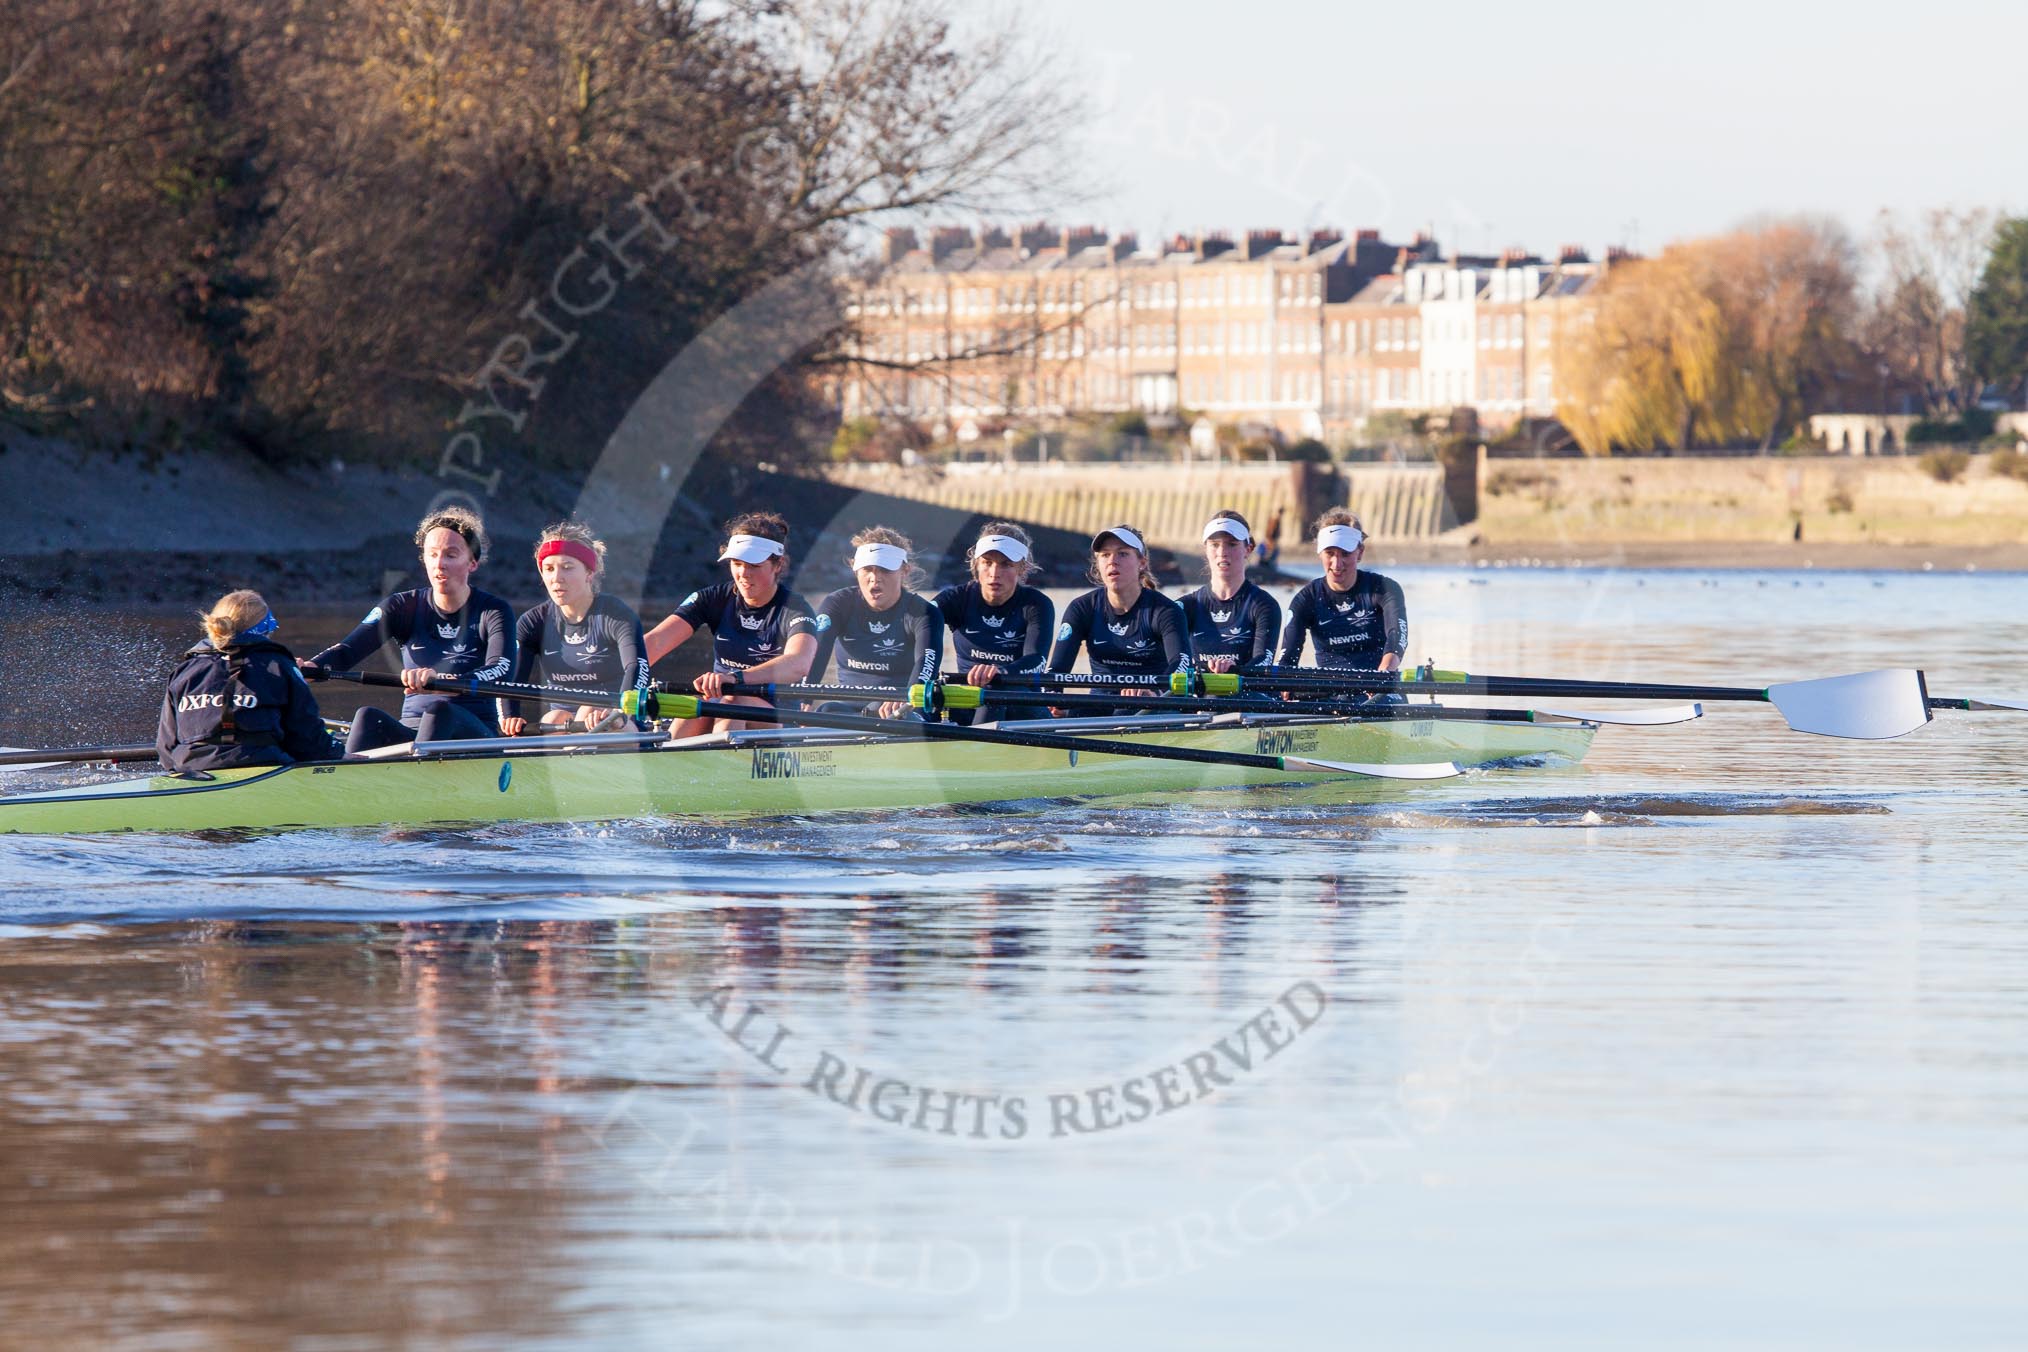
left=0, top=710, right=1594, bottom=836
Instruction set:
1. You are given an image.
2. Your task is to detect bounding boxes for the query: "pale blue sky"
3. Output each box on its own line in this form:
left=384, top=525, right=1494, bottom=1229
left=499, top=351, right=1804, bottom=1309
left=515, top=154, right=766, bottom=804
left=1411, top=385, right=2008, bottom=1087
left=1014, top=0, right=2024, bottom=256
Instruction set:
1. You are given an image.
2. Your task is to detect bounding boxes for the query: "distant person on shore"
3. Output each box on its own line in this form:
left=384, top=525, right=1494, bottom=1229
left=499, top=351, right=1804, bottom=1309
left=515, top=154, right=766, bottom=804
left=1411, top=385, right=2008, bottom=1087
left=158, top=590, right=342, bottom=773
left=933, top=523, right=1055, bottom=724
left=807, top=526, right=944, bottom=720
left=1255, top=507, right=1285, bottom=572
left=644, top=511, right=818, bottom=735
left=1178, top=509, right=1282, bottom=673
left=1277, top=508, right=1407, bottom=678
left=301, top=505, right=517, bottom=754
left=499, top=520, right=650, bottom=736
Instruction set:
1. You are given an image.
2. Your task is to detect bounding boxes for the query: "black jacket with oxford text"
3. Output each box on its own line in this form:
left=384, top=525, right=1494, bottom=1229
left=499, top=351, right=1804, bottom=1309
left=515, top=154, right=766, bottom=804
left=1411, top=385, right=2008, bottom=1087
left=156, top=638, right=343, bottom=772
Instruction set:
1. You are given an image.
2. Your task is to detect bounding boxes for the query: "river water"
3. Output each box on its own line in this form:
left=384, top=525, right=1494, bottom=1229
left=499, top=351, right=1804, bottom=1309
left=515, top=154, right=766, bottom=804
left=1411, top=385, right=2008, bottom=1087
left=2, top=567, right=2024, bottom=1349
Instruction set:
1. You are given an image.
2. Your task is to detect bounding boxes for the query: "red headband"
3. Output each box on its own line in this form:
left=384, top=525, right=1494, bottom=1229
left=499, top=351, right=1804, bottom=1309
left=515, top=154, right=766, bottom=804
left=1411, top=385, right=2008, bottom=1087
left=535, top=538, right=600, bottom=573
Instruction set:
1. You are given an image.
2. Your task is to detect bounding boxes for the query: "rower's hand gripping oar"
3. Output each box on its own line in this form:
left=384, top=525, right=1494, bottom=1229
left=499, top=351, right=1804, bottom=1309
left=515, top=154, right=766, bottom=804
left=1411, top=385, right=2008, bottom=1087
left=621, top=691, right=1461, bottom=782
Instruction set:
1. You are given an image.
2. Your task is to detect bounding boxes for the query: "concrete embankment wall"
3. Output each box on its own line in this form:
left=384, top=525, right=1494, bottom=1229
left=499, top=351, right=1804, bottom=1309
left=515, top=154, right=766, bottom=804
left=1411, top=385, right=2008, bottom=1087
left=1477, top=452, right=2028, bottom=547
left=818, top=461, right=1451, bottom=552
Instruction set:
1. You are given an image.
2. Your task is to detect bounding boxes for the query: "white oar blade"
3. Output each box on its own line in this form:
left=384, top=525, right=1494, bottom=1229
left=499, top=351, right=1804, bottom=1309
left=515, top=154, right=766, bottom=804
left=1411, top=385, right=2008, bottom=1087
left=1768, top=669, right=1931, bottom=739
left=1533, top=703, right=1704, bottom=726
left=1286, top=756, right=1463, bottom=781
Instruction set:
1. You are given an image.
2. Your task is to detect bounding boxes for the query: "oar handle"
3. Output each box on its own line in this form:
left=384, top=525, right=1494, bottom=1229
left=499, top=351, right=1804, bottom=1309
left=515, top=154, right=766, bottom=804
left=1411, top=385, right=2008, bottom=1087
left=320, top=669, right=624, bottom=710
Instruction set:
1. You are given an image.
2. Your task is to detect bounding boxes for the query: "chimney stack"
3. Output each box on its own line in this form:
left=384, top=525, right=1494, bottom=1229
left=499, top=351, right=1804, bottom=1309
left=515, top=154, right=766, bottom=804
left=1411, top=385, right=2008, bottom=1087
left=1018, top=221, right=1056, bottom=254
left=883, top=227, right=918, bottom=265
left=1558, top=244, right=1590, bottom=265
left=930, top=225, right=968, bottom=262
left=1196, top=231, right=1235, bottom=260
left=1110, top=232, right=1138, bottom=261
left=1244, top=228, right=1285, bottom=260
left=1061, top=225, right=1105, bottom=256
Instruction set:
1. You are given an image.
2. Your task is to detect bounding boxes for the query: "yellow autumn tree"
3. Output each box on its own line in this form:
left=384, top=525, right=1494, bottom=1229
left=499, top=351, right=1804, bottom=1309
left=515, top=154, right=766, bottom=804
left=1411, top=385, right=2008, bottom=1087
left=1557, top=220, right=1858, bottom=453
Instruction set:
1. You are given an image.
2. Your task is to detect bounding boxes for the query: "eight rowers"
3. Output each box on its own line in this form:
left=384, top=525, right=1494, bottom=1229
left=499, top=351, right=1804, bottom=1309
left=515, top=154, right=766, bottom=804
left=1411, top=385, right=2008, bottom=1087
left=158, top=590, right=342, bottom=772
left=1048, top=524, right=1194, bottom=694
left=304, top=505, right=517, bottom=754
left=1277, top=508, right=1408, bottom=674
left=499, top=520, right=650, bottom=736
left=1178, top=508, right=1283, bottom=673
left=932, top=522, right=1055, bottom=724
left=807, top=527, right=944, bottom=719
left=645, top=511, right=818, bottom=734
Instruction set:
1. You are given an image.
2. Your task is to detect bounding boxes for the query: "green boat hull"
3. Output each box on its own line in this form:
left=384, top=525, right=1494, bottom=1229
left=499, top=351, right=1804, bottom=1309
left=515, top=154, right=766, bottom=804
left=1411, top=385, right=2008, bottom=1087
left=0, top=715, right=1593, bottom=836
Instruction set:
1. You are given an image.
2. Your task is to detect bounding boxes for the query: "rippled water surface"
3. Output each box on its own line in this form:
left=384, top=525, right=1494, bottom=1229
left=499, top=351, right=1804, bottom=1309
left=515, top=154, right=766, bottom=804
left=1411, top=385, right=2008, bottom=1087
left=3, top=568, right=2025, bottom=1349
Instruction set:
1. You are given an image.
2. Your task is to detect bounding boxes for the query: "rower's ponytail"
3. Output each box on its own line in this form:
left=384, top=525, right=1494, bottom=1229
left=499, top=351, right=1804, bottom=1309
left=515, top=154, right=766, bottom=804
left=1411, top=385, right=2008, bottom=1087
left=200, top=590, right=268, bottom=648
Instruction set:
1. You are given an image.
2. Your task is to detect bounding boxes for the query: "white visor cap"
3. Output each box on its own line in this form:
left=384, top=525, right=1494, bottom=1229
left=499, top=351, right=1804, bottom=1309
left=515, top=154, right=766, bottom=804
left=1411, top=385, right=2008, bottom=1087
left=719, top=533, right=785, bottom=564
left=974, top=533, right=1030, bottom=564
left=853, top=542, right=909, bottom=572
left=1317, top=524, right=1366, bottom=553
left=1202, top=517, right=1251, bottom=544
left=1093, top=525, right=1146, bottom=555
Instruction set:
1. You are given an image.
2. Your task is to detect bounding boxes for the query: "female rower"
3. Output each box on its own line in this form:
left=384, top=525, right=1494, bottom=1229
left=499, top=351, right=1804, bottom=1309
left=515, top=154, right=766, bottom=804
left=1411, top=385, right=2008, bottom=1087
left=1047, top=524, right=1193, bottom=705
left=1178, top=508, right=1282, bottom=673
left=808, top=527, right=944, bottom=719
left=644, top=511, right=817, bottom=734
left=158, top=590, right=341, bottom=772
left=1277, top=508, right=1408, bottom=674
left=932, top=522, right=1054, bottom=724
left=304, top=505, right=516, bottom=754
left=499, top=520, right=650, bottom=736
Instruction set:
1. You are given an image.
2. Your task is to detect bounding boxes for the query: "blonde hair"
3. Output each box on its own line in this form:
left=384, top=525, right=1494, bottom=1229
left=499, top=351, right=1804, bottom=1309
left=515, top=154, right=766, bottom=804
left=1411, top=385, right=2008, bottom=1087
left=850, top=524, right=928, bottom=589
left=966, top=520, right=1038, bottom=583
left=1087, top=524, right=1158, bottom=590
left=415, top=504, right=489, bottom=562
left=535, top=519, right=608, bottom=591
left=1313, top=506, right=1367, bottom=538
left=200, top=590, right=269, bottom=648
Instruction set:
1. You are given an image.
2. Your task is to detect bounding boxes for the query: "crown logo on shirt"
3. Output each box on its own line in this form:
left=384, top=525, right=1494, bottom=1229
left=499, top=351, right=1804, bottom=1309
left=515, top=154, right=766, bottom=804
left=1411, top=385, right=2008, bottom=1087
left=565, top=629, right=588, bottom=645
left=982, top=615, right=1006, bottom=628
left=436, top=621, right=461, bottom=639
left=1210, top=607, right=1233, bottom=623
left=738, top=613, right=765, bottom=631
left=1107, top=621, right=1131, bottom=636
left=867, top=621, right=891, bottom=634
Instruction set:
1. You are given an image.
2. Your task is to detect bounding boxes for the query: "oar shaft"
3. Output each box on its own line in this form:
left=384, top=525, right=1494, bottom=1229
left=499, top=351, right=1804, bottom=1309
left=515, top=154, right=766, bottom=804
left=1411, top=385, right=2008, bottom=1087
left=724, top=682, right=1541, bottom=723
left=640, top=693, right=1338, bottom=774
left=0, top=744, right=157, bottom=767
left=1194, top=668, right=1770, bottom=703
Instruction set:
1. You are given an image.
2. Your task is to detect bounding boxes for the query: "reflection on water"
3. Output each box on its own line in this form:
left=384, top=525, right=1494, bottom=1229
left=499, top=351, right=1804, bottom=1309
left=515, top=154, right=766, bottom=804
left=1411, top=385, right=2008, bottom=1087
left=3, top=568, right=2027, bottom=1347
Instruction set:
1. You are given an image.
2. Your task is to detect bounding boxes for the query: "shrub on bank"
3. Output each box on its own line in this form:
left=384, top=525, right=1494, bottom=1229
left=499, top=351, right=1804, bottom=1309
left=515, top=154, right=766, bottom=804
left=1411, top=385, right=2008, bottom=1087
left=1988, top=448, right=2028, bottom=482
left=1908, top=410, right=1998, bottom=445
left=1918, top=449, right=1971, bottom=483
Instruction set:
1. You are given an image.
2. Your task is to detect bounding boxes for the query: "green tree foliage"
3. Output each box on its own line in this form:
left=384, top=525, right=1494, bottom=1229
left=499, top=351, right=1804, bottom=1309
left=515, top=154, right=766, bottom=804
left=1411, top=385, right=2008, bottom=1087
left=1967, top=218, right=2028, bottom=397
